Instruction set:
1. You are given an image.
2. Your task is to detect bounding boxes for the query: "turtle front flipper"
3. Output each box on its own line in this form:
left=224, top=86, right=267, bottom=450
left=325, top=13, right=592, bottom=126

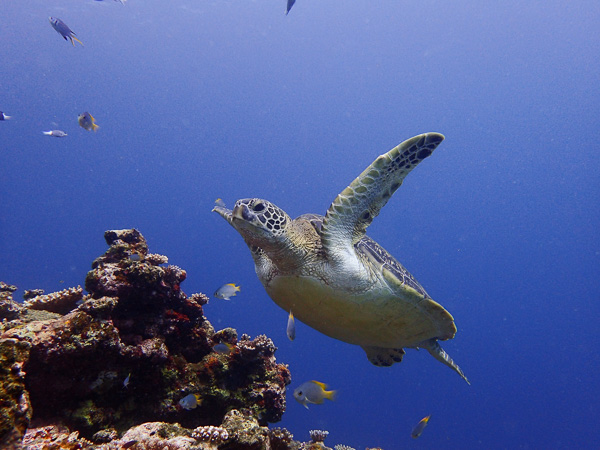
left=362, top=346, right=406, bottom=366
left=321, top=133, right=444, bottom=256
left=419, top=338, right=470, bottom=385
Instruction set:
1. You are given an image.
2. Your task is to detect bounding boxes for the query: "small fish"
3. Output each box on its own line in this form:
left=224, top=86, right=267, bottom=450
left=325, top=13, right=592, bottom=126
left=49, top=17, right=83, bottom=47
left=411, top=415, right=431, bottom=439
left=215, top=198, right=226, bottom=208
left=123, top=373, right=130, bottom=388
left=214, top=283, right=240, bottom=300
left=286, top=310, right=295, bottom=341
left=0, top=111, right=11, bottom=121
left=78, top=112, right=99, bottom=132
left=213, top=342, right=234, bottom=355
left=42, top=130, right=67, bottom=137
left=179, top=393, right=201, bottom=410
left=286, top=0, right=296, bottom=15
left=293, top=380, right=337, bottom=409
left=128, top=253, right=141, bottom=262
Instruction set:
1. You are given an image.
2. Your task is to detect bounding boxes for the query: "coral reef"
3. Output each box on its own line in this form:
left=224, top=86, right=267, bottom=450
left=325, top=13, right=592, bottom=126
left=0, top=229, right=289, bottom=443
left=0, top=229, right=377, bottom=449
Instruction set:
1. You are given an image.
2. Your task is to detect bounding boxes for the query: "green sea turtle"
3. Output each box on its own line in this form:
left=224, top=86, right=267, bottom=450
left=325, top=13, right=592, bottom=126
left=213, top=132, right=469, bottom=384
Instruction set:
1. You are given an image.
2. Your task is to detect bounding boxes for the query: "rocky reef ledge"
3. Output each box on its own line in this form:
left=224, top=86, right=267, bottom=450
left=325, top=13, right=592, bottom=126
left=0, top=229, right=358, bottom=450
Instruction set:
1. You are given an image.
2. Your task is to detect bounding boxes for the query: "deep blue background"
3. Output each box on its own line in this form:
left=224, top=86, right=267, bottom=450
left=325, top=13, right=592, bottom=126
left=1, top=1, right=599, bottom=448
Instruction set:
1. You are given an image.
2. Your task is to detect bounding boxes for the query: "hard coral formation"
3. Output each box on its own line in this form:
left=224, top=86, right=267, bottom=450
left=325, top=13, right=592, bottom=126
left=1, top=229, right=293, bottom=448
left=22, top=285, right=83, bottom=315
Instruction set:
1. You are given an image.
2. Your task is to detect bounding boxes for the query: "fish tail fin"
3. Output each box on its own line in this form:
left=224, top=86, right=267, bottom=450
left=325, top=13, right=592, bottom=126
left=92, top=123, right=99, bottom=132
left=72, top=36, right=84, bottom=46
left=42, top=131, right=52, bottom=135
left=325, top=389, right=338, bottom=402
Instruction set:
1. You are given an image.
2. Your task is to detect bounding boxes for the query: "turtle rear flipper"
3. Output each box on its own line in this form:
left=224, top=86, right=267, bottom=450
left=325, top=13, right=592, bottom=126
left=419, top=338, right=470, bottom=385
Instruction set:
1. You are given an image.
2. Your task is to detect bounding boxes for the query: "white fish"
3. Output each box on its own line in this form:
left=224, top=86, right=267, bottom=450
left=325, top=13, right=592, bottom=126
left=42, top=130, right=68, bottom=137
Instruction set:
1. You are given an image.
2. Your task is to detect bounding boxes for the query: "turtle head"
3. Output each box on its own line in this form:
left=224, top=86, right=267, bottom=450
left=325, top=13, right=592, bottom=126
left=214, top=198, right=292, bottom=250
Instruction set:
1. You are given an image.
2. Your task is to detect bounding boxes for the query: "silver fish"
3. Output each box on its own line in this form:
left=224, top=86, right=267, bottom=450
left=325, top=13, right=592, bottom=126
left=42, top=130, right=67, bottom=137
left=214, top=283, right=240, bottom=300
left=293, top=380, right=336, bottom=409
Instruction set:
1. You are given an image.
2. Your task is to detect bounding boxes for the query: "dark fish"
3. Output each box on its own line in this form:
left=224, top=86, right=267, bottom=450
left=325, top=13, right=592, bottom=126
left=286, top=0, right=296, bottom=15
left=49, top=17, right=83, bottom=47
left=0, top=111, right=11, bottom=120
left=411, top=415, right=431, bottom=439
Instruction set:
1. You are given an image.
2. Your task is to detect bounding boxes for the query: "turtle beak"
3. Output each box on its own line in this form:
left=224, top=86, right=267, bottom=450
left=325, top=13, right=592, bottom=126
left=212, top=205, right=234, bottom=225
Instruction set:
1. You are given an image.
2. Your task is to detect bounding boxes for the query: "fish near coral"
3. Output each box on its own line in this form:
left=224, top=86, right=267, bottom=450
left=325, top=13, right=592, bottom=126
left=78, top=112, right=99, bottom=132
left=178, top=393, right=201, bottom=410
left=214, top=283, right=240, bottom=300
left=49, top=17, right=83, bottom=46
left=293, top=380, right=336, bottom=409
left=213, top=342, right=234, bottom=355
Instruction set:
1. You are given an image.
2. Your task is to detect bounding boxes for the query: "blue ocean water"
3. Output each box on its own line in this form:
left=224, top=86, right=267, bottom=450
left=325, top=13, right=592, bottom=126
left=1, top=0, right=599, bottom=448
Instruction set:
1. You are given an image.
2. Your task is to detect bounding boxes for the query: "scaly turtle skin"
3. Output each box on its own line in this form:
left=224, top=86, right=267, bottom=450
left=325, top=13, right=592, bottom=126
left=213, top=133, right=469, bottom=384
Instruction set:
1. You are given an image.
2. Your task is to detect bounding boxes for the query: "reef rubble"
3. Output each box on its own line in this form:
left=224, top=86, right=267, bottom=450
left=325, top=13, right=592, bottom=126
left=0, top=229, right=358, bottom=449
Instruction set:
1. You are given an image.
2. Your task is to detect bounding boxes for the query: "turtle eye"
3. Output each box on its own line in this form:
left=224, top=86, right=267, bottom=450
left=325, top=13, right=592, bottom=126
left=253, top=202, right=265, bottom=212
